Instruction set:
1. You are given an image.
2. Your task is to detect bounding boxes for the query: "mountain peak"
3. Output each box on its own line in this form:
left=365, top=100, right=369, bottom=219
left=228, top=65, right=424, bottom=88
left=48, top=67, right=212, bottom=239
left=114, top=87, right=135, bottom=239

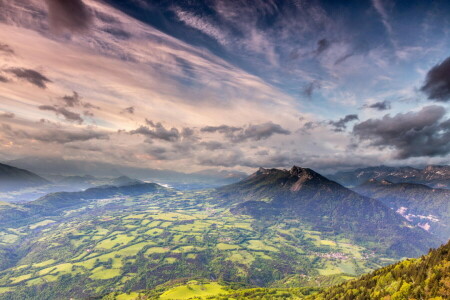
left=289, top=165, right=312, bottom=177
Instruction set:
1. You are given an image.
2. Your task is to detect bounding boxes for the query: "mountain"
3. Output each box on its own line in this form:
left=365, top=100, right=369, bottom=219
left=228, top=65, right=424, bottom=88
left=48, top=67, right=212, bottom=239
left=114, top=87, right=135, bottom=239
left=110, top=176, right=144, bottom=187
left=8, top=157, right=245, bottom=190
left=27, top=183, right=169, bottom=212
left=0, top=163, right=49, bottom=192
left=312, top=239, right=450, bottom=299
left=0, top=183, right=171, bottom=228
left=216, top=166, right=440, bottom=258
left=354, top=179, right=450, bottom=241
left=329, top=165, right=450, bottom=188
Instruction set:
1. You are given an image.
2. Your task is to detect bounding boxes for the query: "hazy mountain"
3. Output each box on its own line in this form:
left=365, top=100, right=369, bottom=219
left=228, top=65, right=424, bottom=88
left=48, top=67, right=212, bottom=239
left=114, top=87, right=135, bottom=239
left=110, top=176, right=144, bottom=187
left=329, top=165, right=450, bottom=188
left=0, top=183, right=171, bottom=227
left=0, top=163, right=49, bottom=192
left=8, top=157, right=246, bottom=190
left=354, top=179, right=450, bottom=240
left=28, top=183, right=170, bottom=212
left=313, top=239, right=450, bottom=299
left=216, top=166, right=440, bottom=258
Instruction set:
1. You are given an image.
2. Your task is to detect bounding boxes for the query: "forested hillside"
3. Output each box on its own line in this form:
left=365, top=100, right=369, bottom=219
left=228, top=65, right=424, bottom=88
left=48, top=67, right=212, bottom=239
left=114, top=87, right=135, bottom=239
left=311, top=240, right=450, bottom=299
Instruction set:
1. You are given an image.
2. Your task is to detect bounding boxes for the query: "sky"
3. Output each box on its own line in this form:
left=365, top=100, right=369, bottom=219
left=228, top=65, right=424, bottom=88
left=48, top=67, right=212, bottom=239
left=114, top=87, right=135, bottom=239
left=0, top=0, right=450, bottom=174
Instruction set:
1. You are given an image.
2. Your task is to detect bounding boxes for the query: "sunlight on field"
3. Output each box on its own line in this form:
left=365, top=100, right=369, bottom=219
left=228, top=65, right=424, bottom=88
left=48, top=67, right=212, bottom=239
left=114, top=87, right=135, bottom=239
left=159, top=281, right=228, bottom=299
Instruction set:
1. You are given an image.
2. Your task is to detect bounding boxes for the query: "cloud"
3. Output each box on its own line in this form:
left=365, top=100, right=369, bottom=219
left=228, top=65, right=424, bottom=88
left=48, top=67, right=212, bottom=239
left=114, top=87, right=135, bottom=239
left=353, top=105, right=450, bottom=158
left=173, top=7, right=229, bottom=46
left=38, top=105, right=84, bottom=124
left=371, top=0, right=396, bottom=48
left=201, top=122, right=290, bottom=143
left=130, top=121, right=181, bottom=142
left=61, top=91, right=81, bottom=107
left=0, top=112, right=14, bottom=118
left=102, top=27, right=132, bottom=40
left=44, top=0, right=92, bottom=33
left=363, top=100, right=391, bottom=111
left=314, top=39, right=331, bottom=55
left=5, top=68, right=51, bottom=88
left=121, top=106, right=135, bottom=114
left=197, top=149, right=294, bottom=168
left=2, top=124, right=108, bottom=144
left=199, top=141, right=226, bottom=151
left=303, top=81, right=321, bottom=98
left=0, top=74, right=8, bottom=83
left=329, top=114, right=359, bottom=132
left=200, top=125, right=241, bottom=134
left=0, top=43, right=14, bottom=55
left=34, top=129, right=109, bottom=144
left=421, top=56, right=450, bottom=102
left=236, top=122, right=290, bottom=142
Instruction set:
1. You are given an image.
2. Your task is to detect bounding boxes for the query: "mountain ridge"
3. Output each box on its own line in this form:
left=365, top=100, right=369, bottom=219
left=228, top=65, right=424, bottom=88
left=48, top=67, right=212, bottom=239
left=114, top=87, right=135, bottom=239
left=329, top=165, right=450, bottom=188
left=216, top=165, right=441, bottom=258
left=354, top=178, right=450, bottom=240
left=0, top=163, right=50, bottom=192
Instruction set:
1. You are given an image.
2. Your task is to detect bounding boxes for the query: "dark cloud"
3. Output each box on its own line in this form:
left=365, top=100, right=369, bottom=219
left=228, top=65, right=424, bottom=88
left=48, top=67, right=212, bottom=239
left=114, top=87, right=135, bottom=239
left=200, top=125, right=241, bottom=134
left=199, top=141, right=226, bottom=150
left=235, top=122, right=290, bottom=142
left=421, top=56, right=450, bottom=102
left=2, top=124, right=108, bottom=144
left=130, top=121, right=180, bottom=142
left=334, top=52, right=354, bottom=65
left=45, top=0, right=92, bottom=33
left=329, top=114, right=359, bottom=132
left=353, top=105, right=450, bottom=158
left=363, top=100, right=391, bottom=111
left=103, top=27, right=132, bottom=40
left=83, top=102, right=100, bottom=110
left=0, top=74, right=8, bottom=83
left=197, top=149, right=294, bottom=168
left=302, top=81, right=321, bottom=98
left=0, top=43, right=14, bottom=55
left=38, top=105, right=83, bottom=124
left=0, top=112, right=14, bottom=118
left=83, top=110, right=94, bottom=117
left=201, top=122, right=290, bottom=143
left=314, top=39, right=330, bottom=55
left=61, top=91, right=81, bottom=107
left=122, top=106, right=135, bottom=114
left=34, top=129, right=109, bottom=144
left=5, top=68, right=51, bottom=89
left=181, top=127, right=197, bottom=140
left=302, top=121, right=319, bottom=131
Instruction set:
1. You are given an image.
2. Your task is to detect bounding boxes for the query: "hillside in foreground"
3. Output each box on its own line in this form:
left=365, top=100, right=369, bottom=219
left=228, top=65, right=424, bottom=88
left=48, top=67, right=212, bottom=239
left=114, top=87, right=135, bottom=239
left=311, top=239, right=450, bottom=299
left=105, top=239, right=450, bottom=299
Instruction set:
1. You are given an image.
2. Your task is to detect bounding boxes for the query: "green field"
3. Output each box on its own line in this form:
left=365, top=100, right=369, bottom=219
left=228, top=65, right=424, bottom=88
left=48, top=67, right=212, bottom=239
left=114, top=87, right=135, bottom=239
left=0, top=189, right=386, bottom=299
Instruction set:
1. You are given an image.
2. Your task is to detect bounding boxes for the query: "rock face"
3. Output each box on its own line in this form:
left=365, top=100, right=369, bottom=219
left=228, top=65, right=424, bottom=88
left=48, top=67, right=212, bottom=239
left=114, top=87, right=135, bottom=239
left=216, top=166, right=441, bottom=258
left=354, top=179, right=450, bottom=241
left=329, top=165, right=450, bottom=188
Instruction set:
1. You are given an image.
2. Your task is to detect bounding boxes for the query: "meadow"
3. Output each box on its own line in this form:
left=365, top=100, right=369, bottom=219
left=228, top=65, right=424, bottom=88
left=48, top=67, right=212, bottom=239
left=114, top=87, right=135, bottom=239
left=0, top=190, right=390, bottom=299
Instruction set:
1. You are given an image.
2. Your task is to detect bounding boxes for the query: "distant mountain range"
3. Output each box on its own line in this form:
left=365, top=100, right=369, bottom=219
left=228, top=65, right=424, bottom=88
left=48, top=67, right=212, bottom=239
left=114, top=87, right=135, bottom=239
left=0, top=182, right=171, bottom=227
left=0, top=163, right=49, bottom=192
left=329, top=165, right=450, bottom=188
left=7, top=157, right=247, bottom=190
left=216, top=166, right=441, bottom=258
left=354, top=179, right=450, bottom=241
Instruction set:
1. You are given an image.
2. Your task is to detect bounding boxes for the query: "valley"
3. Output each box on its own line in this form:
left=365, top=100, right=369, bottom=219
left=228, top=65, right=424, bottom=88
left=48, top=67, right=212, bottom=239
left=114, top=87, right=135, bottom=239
left=0, top=185, right=397, bottom=299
